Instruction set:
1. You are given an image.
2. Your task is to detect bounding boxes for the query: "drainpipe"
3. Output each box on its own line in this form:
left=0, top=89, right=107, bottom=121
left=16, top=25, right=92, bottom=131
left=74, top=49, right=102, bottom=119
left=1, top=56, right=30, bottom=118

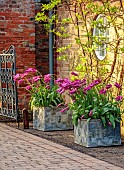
left=37, top=0, right=54, bottom=87
left=49, top=9, right=54, bottom=87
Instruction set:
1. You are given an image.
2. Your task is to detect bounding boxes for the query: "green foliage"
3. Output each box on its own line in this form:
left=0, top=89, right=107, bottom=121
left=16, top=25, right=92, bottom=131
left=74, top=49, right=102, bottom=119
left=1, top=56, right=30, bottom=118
left=71, top=83, right=123, bottom=128
left=56, top=44, right=72, bottom=53
left=30, top=85, right=63, bottom=109
left=35, top=12, right=48, bottom=22
left=56, top=74, right=124, bottom=127
left=14, top=68, right=64, bottom=109
left=35, top=0, right=124, bottom=83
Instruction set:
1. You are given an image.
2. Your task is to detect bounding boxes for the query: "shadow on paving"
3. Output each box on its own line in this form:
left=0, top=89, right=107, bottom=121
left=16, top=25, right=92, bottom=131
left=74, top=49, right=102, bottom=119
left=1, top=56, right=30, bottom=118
left=1, top=118, right=124, bottom=169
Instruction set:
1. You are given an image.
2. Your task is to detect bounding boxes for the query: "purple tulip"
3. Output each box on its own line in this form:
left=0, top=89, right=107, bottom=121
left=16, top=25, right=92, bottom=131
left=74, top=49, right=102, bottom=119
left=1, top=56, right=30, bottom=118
left=92, top=78, right=101, bottom=85
left=84, top=85, right=92, bottom=91
left=106, top=84, right=112, bottom=89
left=71, top=72, right=78, bottom=76
left=99, top=88, right=107, bottom=94
left=71, top=80, right=83, bottom=88
left=69, top=89, right=77, bottom=95
left=20, top=72, right=28, bottom=78
left=89, top=83, right=95, bottom=88
left=32, top=76, right=41, bottom=82
left=57, top=88, right=65, bottom=94
left=46, top=85, right=50, bottom=89
left=114, top=82, right=121, bottom=88
left=60, top=89, right=65, bottom=94
left=18, top=79, right=23, bottom=84
left=71, top=80, right=81, bottom=84
left=57, top=87, right=63, bottom=93
left=56, top=103, right=63, bottom=107
left=81, top=81, right=86, bottom=86
left=63, top=78, right=71, bottom=84
left=61, top=82, right=70, bottom=89
left=108, top=122, right=112, bottom=126
left=81, top=115, right=85, bottom=119
left=25, top=68, right=37, bottom=73
left=60, top=107, right=69, bottom=113
left=25, top=85, right=32, bottom=91
left=115, top=96, right=123, bottom=101
left=13, top=74, right=20, bottom=81
left=55, top=78, right=64, bottom=83
left=89, top=110, right=93, bottom=116
left=44, top=74, right=51, bottom=83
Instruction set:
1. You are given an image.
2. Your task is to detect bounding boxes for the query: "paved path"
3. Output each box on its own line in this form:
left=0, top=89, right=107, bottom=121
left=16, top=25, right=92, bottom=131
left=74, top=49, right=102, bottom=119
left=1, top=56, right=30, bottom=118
left=0, top=123, right=123, bottom=170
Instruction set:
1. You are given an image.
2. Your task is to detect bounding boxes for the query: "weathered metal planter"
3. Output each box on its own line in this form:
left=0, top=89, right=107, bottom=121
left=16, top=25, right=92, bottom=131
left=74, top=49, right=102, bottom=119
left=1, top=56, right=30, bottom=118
left=74, top=119, right=121, bottom=147
left=33, top=107, right=73, bottom=131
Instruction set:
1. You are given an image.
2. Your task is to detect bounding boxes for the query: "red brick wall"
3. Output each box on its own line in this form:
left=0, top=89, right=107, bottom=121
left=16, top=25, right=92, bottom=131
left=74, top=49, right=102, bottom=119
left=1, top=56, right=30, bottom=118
left=0, top=0, right=36, bottom=110
left=0, top=1, right=50, bottom=111
left=35, top=2, right=49, bottom=75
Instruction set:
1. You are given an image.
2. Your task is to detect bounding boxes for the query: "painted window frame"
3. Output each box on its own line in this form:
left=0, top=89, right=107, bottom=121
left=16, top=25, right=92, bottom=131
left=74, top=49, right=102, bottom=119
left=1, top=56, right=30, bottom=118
left=93, top=14, right=109, bottom=60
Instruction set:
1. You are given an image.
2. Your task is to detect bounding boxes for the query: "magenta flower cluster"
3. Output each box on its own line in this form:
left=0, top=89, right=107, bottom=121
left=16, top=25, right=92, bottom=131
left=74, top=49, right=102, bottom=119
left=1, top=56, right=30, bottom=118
left=14, top=68, right=51, bottom=92
left=56, top=77, right=86, bottom=95
left=56, top=73, right=123, bottom=103
left=99, top=82, right=123, bottom=102
left=56, top=72, right=123, bottom=127
left=14, top=68, right=64, bottom=108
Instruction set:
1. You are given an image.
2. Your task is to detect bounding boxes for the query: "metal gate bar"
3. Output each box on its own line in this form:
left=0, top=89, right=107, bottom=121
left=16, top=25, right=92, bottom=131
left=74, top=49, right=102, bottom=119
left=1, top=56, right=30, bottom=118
left=0, top=45, right=18, bottom=120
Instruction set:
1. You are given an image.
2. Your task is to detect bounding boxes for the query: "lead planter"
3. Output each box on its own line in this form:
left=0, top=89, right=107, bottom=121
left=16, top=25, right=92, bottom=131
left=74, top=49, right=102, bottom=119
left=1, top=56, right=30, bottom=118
left=33, top=107, right=73, bottom=131
left=74, top=119, right=121, bottom=147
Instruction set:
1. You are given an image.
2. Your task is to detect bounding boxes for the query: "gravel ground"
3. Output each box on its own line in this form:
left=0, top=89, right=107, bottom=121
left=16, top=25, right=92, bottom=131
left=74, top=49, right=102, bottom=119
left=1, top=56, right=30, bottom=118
left=1, top=116, right=124, bottom=169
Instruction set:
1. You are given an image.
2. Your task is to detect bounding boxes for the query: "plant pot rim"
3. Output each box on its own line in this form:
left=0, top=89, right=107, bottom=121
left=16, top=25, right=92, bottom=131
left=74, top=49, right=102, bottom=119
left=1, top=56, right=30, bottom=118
left=79, top=118, right=121, bottom=121
left=33, top=106, right=65, bottom=109
left=79, top=118, right=101, bottom=121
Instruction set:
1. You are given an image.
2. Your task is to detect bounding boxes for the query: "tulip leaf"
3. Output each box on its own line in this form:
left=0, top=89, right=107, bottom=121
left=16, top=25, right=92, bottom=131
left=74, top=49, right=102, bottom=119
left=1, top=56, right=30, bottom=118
left=109, top=114, right=115, bottom=128
left=101, top=116, right=106, bottom=127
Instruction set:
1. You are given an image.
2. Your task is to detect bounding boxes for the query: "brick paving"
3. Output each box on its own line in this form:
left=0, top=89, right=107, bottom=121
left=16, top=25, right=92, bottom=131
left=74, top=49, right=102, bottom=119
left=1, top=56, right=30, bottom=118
left=0, top=123, right=123, bottom=170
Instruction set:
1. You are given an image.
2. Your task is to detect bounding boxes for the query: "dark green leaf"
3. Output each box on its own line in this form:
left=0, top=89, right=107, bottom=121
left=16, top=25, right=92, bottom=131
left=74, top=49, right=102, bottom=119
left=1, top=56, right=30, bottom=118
left=109, top=114, right=115, bottom=128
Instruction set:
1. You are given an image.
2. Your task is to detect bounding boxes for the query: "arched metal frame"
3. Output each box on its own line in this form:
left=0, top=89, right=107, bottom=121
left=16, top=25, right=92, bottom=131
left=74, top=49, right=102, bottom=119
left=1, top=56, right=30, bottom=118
left=0, top=45, right=18, bottom=120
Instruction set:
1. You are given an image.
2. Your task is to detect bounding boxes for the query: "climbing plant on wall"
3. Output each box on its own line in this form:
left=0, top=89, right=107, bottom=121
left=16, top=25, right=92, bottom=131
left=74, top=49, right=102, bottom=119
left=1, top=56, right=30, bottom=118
left=36, top=0, right=124, bottom=84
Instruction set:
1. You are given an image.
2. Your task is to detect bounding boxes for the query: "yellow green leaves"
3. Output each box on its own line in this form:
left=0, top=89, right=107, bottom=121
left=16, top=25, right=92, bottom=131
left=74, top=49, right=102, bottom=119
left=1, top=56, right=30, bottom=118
left=35, top=12, right=47, bottom=22
left=56, top=44, right=72, bottom=53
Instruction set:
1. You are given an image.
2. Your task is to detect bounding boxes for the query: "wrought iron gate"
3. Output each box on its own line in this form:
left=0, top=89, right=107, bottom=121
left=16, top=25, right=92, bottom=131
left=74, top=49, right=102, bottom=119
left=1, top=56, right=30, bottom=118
left=0, top=46, right=18, bottom=120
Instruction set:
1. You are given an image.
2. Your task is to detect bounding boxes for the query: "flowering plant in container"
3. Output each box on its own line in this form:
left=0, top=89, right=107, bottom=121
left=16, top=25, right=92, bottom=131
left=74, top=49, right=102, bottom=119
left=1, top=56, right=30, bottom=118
left=14, top=68, right=73, bottom=131
left=56, top=72, right=124, bottom=128
left=14, top=68, right=64, bottom=109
